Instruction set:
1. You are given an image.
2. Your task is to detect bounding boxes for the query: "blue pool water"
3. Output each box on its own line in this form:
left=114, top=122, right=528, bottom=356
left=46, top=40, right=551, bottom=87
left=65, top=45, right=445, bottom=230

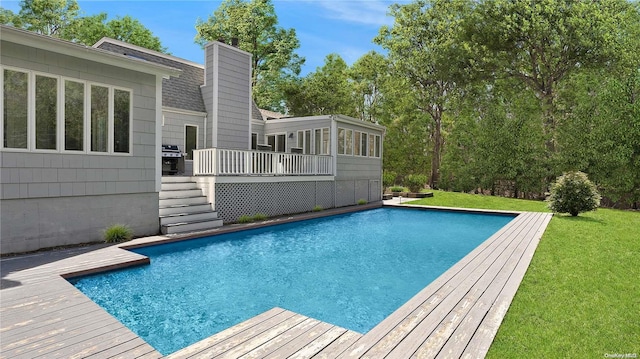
left=71, top=208, right=514, bottom=355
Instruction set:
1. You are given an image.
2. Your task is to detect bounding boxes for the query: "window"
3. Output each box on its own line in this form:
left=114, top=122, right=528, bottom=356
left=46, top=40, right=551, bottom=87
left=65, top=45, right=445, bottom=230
left=251, top=133, right=257, bottom=150
left=267, top=133, right=286, bottom=152
left=361, top=132, right=368, bottom=157
left=113, top=89, right=130, bottom=153
left=304, top=129, right=311, bottom=154
left=1, top=66, right=134, bottom=154
left=322, top=128, right=330, bottom=155
left=375, top=134, right=381, bottom=158
left=64, top=80, right=84, bottom=151
left=3, top=69, right=28, bottom=149
left=345, top=129, right=353, bottom=155
left=354, top=131, right=361, bottom=156
left=369, top=134, right=375, bottom=157
left=35, top=75, right=57, bottom=150
left=314, top=128, right=321, bottom=154
left=90, top=85, right=109, bottom=152
left=338, top=128, right=345, bottom=154
left=185, top=125, right=197, bottom=160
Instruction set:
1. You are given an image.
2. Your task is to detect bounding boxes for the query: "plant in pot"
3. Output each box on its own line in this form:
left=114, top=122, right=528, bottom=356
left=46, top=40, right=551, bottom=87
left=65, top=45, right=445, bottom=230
left=390, top=185, right=404, bottom=197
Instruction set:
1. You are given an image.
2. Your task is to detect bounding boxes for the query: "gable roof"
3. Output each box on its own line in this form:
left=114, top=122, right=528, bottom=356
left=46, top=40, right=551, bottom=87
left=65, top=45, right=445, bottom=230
left=1, top=25, right=180, bottom=78
left=94, top=38, right=206, bottom=113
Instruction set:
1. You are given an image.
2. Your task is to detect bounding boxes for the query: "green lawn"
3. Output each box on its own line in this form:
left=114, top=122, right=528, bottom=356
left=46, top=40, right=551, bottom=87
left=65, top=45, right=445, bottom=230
left=410, top=191, right=639, bottom=358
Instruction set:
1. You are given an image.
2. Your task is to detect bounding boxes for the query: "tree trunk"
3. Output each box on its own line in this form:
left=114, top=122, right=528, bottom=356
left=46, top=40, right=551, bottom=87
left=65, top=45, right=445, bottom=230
left=429, top=109, right=443, bottom=189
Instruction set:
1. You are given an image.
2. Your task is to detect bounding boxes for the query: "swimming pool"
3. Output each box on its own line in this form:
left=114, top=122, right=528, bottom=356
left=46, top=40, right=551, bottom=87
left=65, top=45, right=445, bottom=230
left=71, top=207, right=514, bottom=355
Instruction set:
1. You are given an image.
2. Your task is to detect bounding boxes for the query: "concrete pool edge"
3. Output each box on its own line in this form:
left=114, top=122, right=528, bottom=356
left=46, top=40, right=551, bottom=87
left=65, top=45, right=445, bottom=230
left=0, top=205, right=553, bottom=358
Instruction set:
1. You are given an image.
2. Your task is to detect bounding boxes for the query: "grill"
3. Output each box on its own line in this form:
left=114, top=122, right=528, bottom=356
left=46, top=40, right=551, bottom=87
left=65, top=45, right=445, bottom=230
left=162, top=145, right=184, bottom=175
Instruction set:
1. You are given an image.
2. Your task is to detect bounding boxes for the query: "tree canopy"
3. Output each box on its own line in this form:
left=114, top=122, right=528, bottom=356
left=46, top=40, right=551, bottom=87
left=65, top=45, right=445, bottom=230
left=1, top=0, right=167, bottom=52
left=195, top=0, right=304, bottom=112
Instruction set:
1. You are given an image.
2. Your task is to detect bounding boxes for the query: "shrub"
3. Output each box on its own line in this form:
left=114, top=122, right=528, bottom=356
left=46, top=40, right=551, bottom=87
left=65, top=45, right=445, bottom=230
left=390, top=186, right=404, bottom=193
left=237, top=215, right=253, bottom=223
left=104, top=224, right=133, bottom=243
left=383, top=171, right=397, bottom=188
left=312, top=205, right=323, bottom=212
left=547, top=171, right=601, bottom=216
left=357, top=199, right=368, bottom=205
left=253, top=213, right=267, bottom=221
left=405, top=174, right=428, bottom=193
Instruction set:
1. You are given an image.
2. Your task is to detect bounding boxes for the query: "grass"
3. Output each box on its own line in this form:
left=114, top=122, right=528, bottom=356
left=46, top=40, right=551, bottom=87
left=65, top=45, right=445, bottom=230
left=410, top=190, right=639, bottom=357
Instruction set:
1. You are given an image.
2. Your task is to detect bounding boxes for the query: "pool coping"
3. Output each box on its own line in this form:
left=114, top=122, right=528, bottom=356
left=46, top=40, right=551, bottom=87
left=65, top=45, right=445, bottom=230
left=0, top=203, right=553, bottom=358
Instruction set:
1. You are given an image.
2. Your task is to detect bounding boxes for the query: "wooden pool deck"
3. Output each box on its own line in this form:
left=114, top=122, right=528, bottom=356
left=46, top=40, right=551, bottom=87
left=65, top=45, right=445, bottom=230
left=0, top=205, right=552, bottom=358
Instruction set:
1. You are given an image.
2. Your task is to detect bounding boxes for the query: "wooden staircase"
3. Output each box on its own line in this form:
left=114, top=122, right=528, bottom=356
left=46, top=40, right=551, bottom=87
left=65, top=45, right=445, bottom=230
left=160, top=177, right=223, bottom=234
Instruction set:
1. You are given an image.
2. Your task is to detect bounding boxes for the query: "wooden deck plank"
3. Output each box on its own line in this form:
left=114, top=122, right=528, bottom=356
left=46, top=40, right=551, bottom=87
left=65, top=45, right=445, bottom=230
left=312, top=330, right=362, bottom=358
left=262, top=321, right=335, bottom=359
left=342, top=213, right=537, bottom=358
left=410, top=213, right=547, bottom=358
left=198, top=312, right=307, bottom=358
left=213, top=314, right=314, bottom=358
left=238, top=317, right=322, bottom=358
left=166, top=307, right=287, bottom=358
left=288, top=326, right=351, bottom=359
left=379, top=213, right=538, bottom=359
left=336, top=212, right=529, bottom=358
left=458, top=213, right=552, bottom=359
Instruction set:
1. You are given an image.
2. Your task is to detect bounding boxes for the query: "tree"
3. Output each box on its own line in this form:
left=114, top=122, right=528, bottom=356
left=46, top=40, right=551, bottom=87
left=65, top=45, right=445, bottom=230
left=376, top=0, right=474, bottom=189
left=195, top=0, right=304, bottom=112
left=283, top=54, right=355, bottom=117
left=74, top=15, right=166, bottom=52
left=349, top=51, right=388, bottom=123
left=466, top=0, right=638, bottom=156
left=1, top=0, right=166, bottom=52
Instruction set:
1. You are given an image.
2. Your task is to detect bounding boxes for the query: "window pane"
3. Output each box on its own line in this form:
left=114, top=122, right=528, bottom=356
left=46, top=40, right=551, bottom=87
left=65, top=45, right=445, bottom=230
left=35, top=75, right=57, bottom=150
left=338, top=128, right=345, bottom=155
left=354, top=131, right=361, bottom=156
left=65, top=80, right=84, bottom=151
left=3, top=69, right=28, bottom=149
left=251, top=133, right=257, bottom=150
left=361, top=133, right=368, bottom=156
left=185, top=125, right=197, bottom=160
left=346, top=129, right=353, bottom=155
left=314, top=129, right=321, bottom=154
left=322, top=128, right=330, bottom=154
left=113, top=89, right=130, bottom=153
left=277, top=134, right=285, bottom=152
left=369, top=134, right=375, bottom=157
left=375, top=135, right=381, bottom=157
left=304, top=130, right=311, bottom=154
left=267, top=135, right=275, bottom=151
left=297, top=131, right=304, bottom=148
left=91, top=85, right=108, bottom=152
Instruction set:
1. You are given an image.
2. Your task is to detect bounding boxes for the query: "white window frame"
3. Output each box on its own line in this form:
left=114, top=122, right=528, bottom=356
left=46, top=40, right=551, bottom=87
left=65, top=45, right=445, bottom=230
left=266, top=132, right=286, bottom=153
left=0, top=65, right=133, bottom=155
left=62, top=77, right=87, bottom=153
left=337, top=128, right=345, bottom=155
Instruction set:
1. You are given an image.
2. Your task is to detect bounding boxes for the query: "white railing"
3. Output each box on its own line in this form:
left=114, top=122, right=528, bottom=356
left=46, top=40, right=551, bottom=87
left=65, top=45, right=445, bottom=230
left=193, top=148, right=333, bottom=176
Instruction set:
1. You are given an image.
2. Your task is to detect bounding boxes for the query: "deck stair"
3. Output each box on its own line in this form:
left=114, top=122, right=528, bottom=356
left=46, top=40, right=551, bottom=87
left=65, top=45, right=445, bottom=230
left=160, top=177, right=223, bottom=234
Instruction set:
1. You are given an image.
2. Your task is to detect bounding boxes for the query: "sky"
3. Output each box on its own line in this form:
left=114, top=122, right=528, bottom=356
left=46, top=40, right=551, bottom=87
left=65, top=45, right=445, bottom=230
left=2, top=0, right=410, bottom=75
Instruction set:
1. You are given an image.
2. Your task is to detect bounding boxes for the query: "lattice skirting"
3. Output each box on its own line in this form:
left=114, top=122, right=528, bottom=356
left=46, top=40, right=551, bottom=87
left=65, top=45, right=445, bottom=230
left=214, top=179, right=381, bottom=223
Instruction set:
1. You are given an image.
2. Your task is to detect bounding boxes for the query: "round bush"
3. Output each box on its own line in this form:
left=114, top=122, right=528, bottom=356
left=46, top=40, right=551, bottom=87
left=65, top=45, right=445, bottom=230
left=383, top=171, right=397, bottom=188
left=547, top=171, right=601, bottom=216
left=405, top=174, right=428, bottom=193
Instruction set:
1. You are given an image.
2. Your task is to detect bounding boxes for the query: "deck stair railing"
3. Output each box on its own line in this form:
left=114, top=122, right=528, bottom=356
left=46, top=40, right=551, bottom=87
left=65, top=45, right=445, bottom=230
left=193, top=148, right=333, bottom=176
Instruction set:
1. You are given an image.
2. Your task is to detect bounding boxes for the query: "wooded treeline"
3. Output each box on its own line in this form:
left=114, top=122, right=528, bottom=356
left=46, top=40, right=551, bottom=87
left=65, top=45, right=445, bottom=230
left=283, top=0, right=640, bottom=208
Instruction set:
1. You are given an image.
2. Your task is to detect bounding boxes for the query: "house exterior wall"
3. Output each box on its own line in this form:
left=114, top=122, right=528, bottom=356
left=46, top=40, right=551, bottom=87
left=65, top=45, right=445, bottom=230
left=201, top=42, right=252, bottom=150
left=162, top=109, right=206, bottom=175
left=0, top=40, right=161, bottom=254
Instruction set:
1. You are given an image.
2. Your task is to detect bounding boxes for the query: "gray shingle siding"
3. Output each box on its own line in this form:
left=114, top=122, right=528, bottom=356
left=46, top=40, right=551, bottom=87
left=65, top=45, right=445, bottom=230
left=96, top=42, right=206, bottom=113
